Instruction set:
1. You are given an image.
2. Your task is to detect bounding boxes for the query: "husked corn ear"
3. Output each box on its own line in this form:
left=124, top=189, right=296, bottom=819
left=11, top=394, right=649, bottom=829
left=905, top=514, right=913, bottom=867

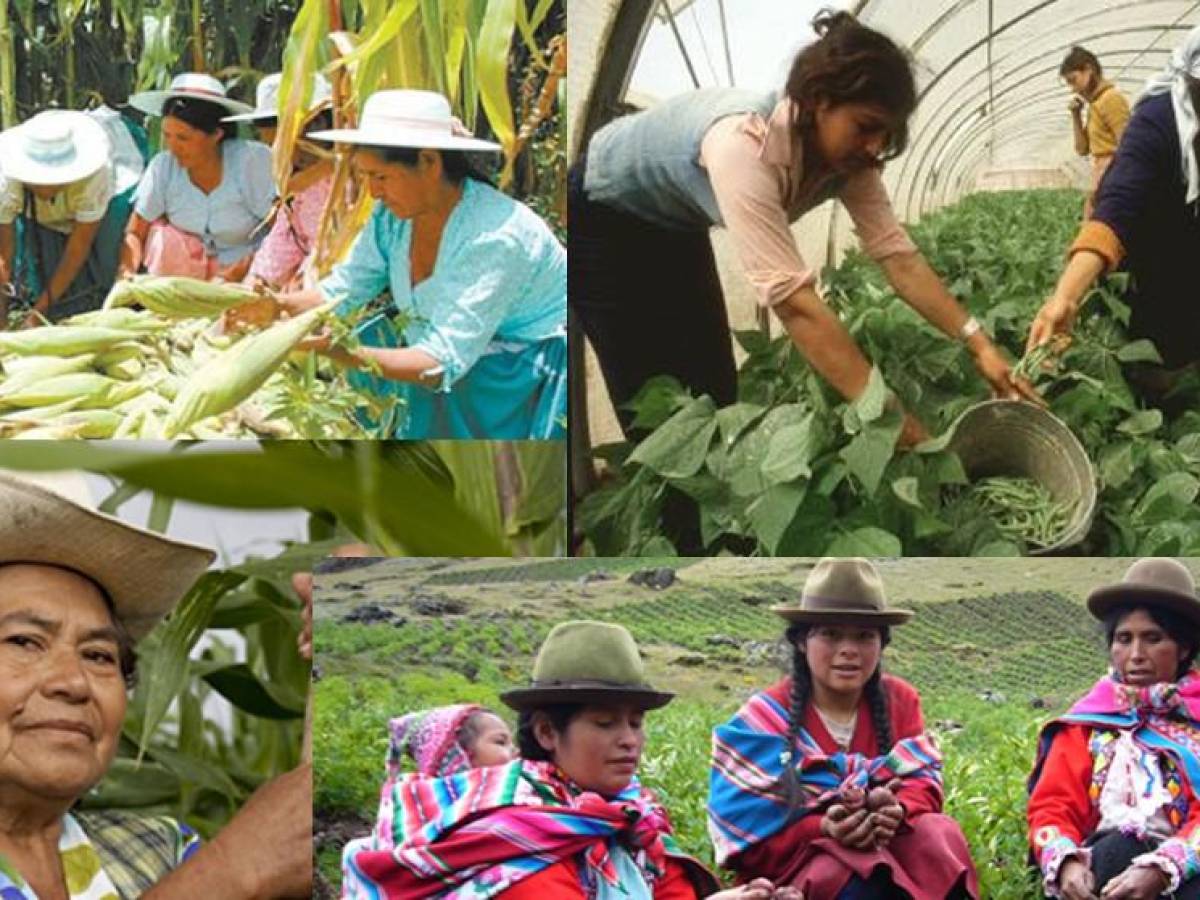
left=0, top=354, right=95, bottom=393
left=162, top=304, right=329, bottom=437
left=12, top=423, right=86, bottom=439
left=0, top=326, right=135, bottom=357
left=64, top=307, right=168, bottom=333
left=104, top=359, right=144, bottom=380
left=105, top=276, right=260, bottom=318
left=0, top=373, right=142, bottom=409
left=1, top=406, right=121, bottom=438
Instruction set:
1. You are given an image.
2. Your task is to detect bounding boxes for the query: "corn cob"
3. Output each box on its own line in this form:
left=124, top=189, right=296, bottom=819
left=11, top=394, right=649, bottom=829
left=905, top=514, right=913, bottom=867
left=102, top=357, right=144, bottom=380
left=161, top=304, right=330, bottom=437
left=0, top=373, right=143, bottom=409
left=11, top=423, right=86, bottom=439
left=0, top=327, right=135, bottom=357
left=64, top=307, right=169, bottom=333
left=104, top=276, right=260, bottom=319
left=1, top=406, right=121, bottom=439
left=0, top=354, right=96, bottom=394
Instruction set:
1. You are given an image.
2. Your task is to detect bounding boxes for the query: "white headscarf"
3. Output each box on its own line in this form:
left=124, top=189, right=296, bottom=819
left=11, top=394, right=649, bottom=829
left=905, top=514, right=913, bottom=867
left=1143, top=24, right=1200, bottom=205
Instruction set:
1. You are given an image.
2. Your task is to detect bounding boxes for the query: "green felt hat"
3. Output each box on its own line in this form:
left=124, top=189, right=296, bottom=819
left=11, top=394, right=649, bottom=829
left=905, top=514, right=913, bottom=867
left=500, top=620, right=674, bottom=711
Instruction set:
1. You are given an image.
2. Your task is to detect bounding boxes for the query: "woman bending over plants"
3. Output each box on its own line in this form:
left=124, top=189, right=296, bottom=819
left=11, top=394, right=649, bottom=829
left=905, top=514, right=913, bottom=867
left=571, top=9, right=1038, bottom=446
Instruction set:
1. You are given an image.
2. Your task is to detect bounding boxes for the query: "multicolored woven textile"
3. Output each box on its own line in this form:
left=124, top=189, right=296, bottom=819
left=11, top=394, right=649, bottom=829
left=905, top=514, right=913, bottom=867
left=1029, top=671, right=1200, bottom=891
left=343, top=759, right=684, bottom=899
left=707, top=688, right=942, bottom=867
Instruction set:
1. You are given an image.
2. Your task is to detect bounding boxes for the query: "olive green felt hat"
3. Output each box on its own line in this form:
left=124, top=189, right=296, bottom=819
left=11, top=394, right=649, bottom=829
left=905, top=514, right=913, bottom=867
left=500, top=620, right=674, bottom=711
left=771, top=557, right=913, bottom=626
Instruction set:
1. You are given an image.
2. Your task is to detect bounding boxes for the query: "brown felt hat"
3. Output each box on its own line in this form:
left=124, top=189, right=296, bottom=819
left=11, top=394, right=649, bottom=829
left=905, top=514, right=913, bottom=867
left=1087, top=558, right=1200, bottom=628
left=500, top=620, right=674, bottom=711
left=772, top=557, right=914, bottom=626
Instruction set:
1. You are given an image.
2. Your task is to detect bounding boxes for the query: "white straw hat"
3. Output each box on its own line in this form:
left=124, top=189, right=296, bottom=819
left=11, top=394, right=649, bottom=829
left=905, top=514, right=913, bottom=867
left=0, top=111, right=111, bottom=186
left=129, top=72, right=254, bottom=119
left=308, top=89, right=501, bottom=153
left=222, top=72, right=333, bottom=124
left=0, top=470, right=215, bottom=640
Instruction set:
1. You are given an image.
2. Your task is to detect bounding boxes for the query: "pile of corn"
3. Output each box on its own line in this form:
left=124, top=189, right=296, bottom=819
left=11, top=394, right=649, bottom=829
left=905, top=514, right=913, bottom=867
left=0, top=277, right=345, bottom=439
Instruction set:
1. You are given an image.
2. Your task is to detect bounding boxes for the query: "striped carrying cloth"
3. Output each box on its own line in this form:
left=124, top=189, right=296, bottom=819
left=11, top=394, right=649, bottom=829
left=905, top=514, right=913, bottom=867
left=707, top=687, right=943, bottom=867
left=343, top=759, right=686, bottom=899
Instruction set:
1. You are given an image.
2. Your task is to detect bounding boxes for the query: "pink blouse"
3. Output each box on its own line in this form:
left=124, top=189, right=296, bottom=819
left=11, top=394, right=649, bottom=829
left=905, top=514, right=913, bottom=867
left=699, top=99, right=916, bottom=308
left=248, top=176, right=332, bottom=288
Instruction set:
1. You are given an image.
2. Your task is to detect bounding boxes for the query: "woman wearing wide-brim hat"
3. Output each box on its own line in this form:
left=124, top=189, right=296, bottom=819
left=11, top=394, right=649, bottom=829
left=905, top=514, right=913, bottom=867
left=343, top=620, right=797, bottom=899
left=223, top=73, right=337, bottom=293
left=118, top=73, right=276, bottom=283
left=0, top=110, right=132, bottom=326
left=709, top=558, right=978, bottom=899
left=1028, top=558, right=1200, bottom=900
left=0, top=469, right=312, bottom=899
left=235, top=88, right=566, bottom=440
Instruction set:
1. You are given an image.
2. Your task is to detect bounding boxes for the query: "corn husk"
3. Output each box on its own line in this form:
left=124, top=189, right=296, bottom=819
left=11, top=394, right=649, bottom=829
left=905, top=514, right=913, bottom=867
left=0, top=327, right=135, bottom=357
left=161, top=304, right=330, bottom=438
left=0, top=373, right=142, bottom=409
left=64, top=307, right=169, bottom=333
left=0, top=354, right=96, bottom=394
left=105, top=276, right=260, bottom=319
left=2, top=406, right=121, bottom=438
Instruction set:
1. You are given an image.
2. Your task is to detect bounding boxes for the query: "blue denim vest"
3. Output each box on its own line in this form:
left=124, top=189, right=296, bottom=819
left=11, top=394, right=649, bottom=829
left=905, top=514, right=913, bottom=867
left=583, top=88, right=778, bottom=231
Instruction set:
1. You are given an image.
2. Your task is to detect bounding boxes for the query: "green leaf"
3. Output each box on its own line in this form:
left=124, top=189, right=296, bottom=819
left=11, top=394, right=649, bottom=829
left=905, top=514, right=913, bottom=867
left=1116, top=340, right=1163, bottom=364
left=891, top=476, right=922, bottom=508
left=1135, top=472, right=1200, bottom=525
left=1117, top=409, right=1163, bottom=436
left=843, top=366, right=890, bottom=431
left=826, top=526, right=902, bottom=556
left=840, top=408, right=903, bottom=495
left=761, top=413, right=819, bottom=485
left=0, top=442, right=510, bottom=556
left=714, top=402, right=766, bottom=447
left=624, top=375, right=691, bottom=431
left=628, top=396, right=718, bottom=479
left=201, top=663, right=305, bottom=720
left=1098, top=441, right=1138, bottom=489
left=748, top=482, right=808, bottom=555
left=135, top=572, right=246, bottom=757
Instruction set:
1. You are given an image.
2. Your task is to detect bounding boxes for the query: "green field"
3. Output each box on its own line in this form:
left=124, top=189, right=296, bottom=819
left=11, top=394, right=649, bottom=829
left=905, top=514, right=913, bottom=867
left=313, top=557, right=1200, bottom=898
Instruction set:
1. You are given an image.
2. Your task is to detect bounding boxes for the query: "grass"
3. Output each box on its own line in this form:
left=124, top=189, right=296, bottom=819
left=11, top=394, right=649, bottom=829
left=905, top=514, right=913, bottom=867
left=311, top=556, right=1166, bottom=895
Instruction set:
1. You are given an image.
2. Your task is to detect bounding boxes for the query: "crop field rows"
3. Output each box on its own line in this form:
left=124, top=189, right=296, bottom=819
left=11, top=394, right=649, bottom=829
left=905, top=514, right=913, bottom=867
left=420, top=556, right=699, bottom=586
left=316, top=571, right=1117, bottom=898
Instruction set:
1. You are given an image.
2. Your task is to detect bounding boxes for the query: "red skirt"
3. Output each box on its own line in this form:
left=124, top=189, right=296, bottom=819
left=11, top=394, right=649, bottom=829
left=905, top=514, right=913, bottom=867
left=781, top=813, right=979, bottom=899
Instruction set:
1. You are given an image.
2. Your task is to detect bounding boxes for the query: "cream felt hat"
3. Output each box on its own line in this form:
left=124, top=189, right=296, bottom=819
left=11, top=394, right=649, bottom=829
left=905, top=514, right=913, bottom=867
left=0, top=111, right=111, bottom=186
left=129, top=72, right=254, bottom=119
left=0, top=470, right=215, bottom=640
left=308, top=90, right=501, bottom=153
left=222, top=72, right=333, bottom=124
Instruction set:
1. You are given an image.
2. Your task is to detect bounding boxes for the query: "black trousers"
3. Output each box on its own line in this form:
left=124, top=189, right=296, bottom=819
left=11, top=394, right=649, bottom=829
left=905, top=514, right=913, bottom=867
left=567, top=158, right=737, bottom=438
left=1088, top=830, right=1200, bottom=898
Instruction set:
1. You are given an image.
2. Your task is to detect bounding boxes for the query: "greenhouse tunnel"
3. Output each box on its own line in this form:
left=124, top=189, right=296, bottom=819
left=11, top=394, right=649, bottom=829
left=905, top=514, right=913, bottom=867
left=568, top=0, right=1199, bottom=486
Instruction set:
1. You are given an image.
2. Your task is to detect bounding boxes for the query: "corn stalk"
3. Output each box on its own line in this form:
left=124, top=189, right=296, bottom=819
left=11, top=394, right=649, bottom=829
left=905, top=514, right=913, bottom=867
left=0, top=0, right=14, bottom=128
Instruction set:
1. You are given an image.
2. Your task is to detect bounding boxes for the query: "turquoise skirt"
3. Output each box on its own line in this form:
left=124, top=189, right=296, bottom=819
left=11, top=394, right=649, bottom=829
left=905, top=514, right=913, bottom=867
left=348, top=311, right=567, bottom=440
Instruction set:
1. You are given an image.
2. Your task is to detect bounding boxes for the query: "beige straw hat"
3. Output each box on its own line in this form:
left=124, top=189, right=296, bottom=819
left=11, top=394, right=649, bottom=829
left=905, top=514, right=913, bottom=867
left=0, top=470, right=215, bottom=640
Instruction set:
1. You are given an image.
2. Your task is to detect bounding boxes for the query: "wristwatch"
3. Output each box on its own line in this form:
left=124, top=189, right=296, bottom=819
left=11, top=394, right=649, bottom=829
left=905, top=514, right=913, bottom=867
left=959, top=316, right=983, bottom=341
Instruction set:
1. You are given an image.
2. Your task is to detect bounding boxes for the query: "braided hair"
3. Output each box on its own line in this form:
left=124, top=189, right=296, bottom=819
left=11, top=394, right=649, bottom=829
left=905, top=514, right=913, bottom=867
left=779, top=622, right=892, bottom=811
